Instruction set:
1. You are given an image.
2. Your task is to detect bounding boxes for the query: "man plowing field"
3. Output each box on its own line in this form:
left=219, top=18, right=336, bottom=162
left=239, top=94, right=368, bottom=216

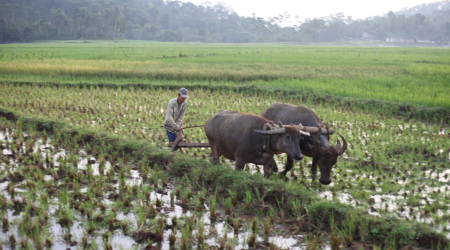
left=164, top=88, right=189, bottom=152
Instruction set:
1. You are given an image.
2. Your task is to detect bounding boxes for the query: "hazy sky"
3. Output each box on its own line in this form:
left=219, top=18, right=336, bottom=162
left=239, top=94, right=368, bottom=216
left=183, top=0, right=436, bottom=21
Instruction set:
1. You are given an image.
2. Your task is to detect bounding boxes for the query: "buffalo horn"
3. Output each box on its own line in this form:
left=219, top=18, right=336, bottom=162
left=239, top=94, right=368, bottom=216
left=300, top=130, right=310, bottom=136
left=314, top=132, right=326, bottom=154
left=335, top=133, right=347, bottom=156
left=255, top=128, right=286, bottom=135
left=298, top=123, right=311, bottom=136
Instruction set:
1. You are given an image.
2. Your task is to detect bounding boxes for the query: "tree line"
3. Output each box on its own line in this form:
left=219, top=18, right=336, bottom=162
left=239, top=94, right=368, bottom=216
left=0, top=0, right=449, bottom=44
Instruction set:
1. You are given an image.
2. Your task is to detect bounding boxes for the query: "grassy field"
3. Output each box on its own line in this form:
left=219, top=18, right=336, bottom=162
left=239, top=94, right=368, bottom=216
left=0, top=41, right=449, bottom=108
left=0, top=40, right=449, bottom=249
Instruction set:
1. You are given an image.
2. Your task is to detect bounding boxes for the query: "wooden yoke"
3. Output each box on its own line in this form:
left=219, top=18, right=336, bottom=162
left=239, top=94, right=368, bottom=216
left=303, top=127, right=335, bottom=135
left=170, top=130, right=185, bottom=151
left=262, top=121, right=283, bottom=153
left=261, top=116, right=335, bottom=153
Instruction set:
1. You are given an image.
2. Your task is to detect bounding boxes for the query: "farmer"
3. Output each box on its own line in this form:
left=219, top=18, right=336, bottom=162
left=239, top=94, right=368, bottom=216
left=164, top=88, right=189, bottom=150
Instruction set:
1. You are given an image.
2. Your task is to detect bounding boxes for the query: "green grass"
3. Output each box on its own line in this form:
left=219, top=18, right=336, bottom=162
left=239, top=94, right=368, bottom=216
left=1, top=105, right=449, bottom=249
left=0, top=40, right=449, bottom=108
left=1, top=40, right=449, bottom=66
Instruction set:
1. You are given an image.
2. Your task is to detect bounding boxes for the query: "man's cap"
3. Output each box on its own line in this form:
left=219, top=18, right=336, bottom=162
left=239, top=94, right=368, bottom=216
left=178, top=88, right=189, bottom=98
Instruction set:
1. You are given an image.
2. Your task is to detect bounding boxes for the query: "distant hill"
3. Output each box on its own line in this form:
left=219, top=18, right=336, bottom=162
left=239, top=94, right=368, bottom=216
left=394, top=0, right=450, bottom=16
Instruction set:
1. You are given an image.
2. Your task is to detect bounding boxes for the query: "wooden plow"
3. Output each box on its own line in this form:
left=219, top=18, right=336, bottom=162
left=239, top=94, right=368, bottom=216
left=161, top=125, right=210, bottom=151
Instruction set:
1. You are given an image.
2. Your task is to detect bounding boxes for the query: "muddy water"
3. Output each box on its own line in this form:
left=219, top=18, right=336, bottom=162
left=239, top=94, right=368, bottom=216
left=1, top=121, right=449, bottom=249
left=0, top=128, right=310, bottom=249
left=261, top=146, right=450, bottom=239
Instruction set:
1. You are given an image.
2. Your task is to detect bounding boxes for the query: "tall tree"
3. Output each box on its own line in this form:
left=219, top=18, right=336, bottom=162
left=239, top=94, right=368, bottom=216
left=51, top=8, right=67, bottom=37
left=111, top=4, right=129, bottom=39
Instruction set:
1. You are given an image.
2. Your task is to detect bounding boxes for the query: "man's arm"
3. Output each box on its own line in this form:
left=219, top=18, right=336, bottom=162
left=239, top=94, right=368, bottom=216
left=175, top=104, right=187, bottom=129
left=165, top=101, right=180, bottom=130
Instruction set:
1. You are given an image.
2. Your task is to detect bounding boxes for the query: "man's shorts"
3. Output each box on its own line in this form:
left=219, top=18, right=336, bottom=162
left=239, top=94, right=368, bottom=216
left=166, top=130, right=184, bottom=142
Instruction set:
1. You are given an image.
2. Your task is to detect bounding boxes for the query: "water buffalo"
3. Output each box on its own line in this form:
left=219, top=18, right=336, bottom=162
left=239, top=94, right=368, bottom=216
left=261, top=103, right=347, bottom=185
left=205, top=110, right=310, bottom=176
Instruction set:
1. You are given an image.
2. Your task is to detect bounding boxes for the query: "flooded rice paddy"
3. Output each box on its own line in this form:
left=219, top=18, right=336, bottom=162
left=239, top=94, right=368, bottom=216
left=0, top=126, right=312, bottom=249
left=0, top=85, right=449, bottom=248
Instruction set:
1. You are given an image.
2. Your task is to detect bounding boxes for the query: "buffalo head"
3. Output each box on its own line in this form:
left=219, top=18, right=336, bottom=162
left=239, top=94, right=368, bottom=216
left=312, top=133, right=347, bottom=185
left=255, top=123, right=310, bottom=161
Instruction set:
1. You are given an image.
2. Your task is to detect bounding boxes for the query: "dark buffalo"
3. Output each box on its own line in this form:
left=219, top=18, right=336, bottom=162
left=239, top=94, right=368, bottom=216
left=205, top=110, right=310, bottom=176
left=261, top=103, right=347, bottom=185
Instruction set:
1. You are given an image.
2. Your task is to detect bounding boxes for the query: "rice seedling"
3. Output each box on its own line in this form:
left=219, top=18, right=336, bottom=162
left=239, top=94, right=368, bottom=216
left=209, top=197, right=217, bottom=221
left=231, top=218, right=240, bottom=234
left=263, top=220, right=272, bottom=241
left=219, top=229, right=228, bottom=250
left=186, top=215, right=196, bottom=227
left=224, top=198, right=233, bottom=215
left=1, top=217, right=8, bottom=233
left=230, top=191, right=238, bottom=207
left=0, top=196, right=6, bottom=210
left=248, top=234, right=256, bottom=248
left=170, top=191, right=175, bottom=206
left=171, top=215, right=178, bottom=227
left=0, top=62, right=449, bottom=249
left=45, top=238, right=52, bottom=248
left=169, top=229, right=177, bottom=247
left=251, top=219, right=258, bottom=234
left=197, top=225, right=205, bottom=246
left=269, top=214, right=275, bottom=225
left=9, top=235, right=16, bottom=248
left=154, top=217, right=165, bottom=242
left=148, top=204, right=157, bottom=218
left=341, top=212, right=357, bottom=248
left=195, top=200, right=203, bottom=212
left=305, top=233, right=324, bottom=250
left=155, top=197, right=162, bottom=207
left=179, top=223, right=192, bottom=250
left=58, top=206, right=73, bottom=227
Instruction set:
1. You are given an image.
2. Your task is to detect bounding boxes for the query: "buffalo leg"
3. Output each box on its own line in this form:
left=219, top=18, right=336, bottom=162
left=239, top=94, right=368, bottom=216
left=235, top=158, right=246, bottom=171
left=271, top=159, right=279, bottom=173
left=210, top=144, right=221, bottom=164
left=264, top=158, right=278, bottom=178
left=280, top=155, right=294, bottom=176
